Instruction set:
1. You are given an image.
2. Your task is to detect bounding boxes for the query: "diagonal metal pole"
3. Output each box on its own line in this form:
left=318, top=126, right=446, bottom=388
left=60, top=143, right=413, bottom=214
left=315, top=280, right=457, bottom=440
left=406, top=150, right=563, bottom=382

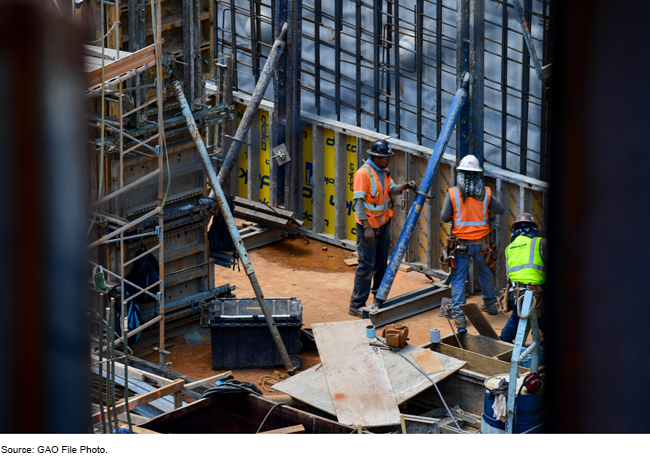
left=512, top=0, right=550, bottom=82
left=171, top=79, right=296, bottom=374
left=374, top=74, right=469, bottom=309
left=216, top=22, right=288, bottom=187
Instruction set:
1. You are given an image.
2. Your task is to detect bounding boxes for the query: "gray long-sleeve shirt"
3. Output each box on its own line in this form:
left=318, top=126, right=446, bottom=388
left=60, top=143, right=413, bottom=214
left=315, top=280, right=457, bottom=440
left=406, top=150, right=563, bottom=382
left=440, top=189, right=504, bottom=223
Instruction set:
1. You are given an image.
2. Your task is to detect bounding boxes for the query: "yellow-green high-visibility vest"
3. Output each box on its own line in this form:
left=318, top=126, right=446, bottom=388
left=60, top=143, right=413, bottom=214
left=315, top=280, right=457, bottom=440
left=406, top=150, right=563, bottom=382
left=505, top=235, right=546, bottom=285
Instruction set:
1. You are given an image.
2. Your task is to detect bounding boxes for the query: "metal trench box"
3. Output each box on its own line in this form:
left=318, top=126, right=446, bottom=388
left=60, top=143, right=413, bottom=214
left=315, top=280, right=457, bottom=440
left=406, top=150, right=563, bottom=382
left=361, top=283, right=451, bottom=327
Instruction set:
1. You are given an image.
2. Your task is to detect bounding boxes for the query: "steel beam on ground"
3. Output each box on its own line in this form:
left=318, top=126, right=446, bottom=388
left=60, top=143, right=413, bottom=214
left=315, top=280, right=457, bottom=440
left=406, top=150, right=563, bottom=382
left=361, top=283, right=451, bottom=328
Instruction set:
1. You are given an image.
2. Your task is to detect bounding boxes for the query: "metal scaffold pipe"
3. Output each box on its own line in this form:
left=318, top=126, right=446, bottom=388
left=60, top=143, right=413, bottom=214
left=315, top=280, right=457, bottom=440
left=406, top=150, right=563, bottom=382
left=216, top=22, right=288, bottom=187
left=171, top=79, right=296, bottom=375
left=374, top=73, right=470, bottom=309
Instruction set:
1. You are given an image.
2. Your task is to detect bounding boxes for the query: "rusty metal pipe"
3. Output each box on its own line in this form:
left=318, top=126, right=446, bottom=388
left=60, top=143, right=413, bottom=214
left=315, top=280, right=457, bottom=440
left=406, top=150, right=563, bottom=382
left=170, top=79, right=296, bottom=375
left=216, top=22, right=288, bottom=187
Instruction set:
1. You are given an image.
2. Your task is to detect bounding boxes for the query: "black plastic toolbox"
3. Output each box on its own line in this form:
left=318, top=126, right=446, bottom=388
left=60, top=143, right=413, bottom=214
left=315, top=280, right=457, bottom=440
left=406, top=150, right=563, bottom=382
left=204, top=297, right=303, bottom=369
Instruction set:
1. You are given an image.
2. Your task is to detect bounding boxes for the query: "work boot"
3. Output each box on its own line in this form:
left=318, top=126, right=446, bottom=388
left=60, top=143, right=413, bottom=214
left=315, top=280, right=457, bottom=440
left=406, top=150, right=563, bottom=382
left=479, top=304, right=498, bottom=315
left=348, top=306, right=363, bottom=318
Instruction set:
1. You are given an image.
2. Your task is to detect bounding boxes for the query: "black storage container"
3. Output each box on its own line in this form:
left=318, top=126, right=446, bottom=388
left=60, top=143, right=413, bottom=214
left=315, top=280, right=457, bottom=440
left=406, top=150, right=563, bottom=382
left=205, top=297, right=302, bottom=369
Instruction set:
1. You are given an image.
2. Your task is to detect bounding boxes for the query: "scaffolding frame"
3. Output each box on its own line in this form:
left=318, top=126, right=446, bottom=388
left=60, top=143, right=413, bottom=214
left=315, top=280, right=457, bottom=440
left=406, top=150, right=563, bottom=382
left=87, top=0, right=167, bottom=371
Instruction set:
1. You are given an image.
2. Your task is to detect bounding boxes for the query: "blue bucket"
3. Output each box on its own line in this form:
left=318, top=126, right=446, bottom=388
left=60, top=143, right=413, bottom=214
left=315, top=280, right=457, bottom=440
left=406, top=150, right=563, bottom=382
left=483, top=374, right=543, bottom=433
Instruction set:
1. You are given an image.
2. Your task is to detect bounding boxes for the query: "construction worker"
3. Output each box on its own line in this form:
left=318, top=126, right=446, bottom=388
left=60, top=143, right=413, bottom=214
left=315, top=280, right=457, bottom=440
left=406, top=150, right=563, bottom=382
left=499, top=213, right=547, bottom=343
left=440, top=155, right=504, bottom=333
left=349, top=140, right=416, bottom=317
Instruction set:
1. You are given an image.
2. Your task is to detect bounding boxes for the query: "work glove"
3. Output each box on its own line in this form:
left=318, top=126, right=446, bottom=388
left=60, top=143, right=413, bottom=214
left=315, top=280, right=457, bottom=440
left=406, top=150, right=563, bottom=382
left=363, top=226, right=376, bottom=245
left=402, top=181, right=416, bottom=191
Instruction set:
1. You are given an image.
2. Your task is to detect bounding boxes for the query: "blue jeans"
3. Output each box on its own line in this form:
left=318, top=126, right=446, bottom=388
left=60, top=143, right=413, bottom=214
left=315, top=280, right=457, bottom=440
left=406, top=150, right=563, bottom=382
left=500, top=290, right=547, bottom=343
left=449, top=244, right=497, bottom=328
left=350, top=221, right=390, bottom=309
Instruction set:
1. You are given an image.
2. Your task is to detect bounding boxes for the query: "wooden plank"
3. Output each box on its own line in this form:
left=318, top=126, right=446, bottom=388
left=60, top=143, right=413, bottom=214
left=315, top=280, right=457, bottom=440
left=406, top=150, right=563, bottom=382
left=460, top=303, right=500, bottom=339
left=258, top=424, right=305, bottom=434
left=184, top=371, right=232, bottom=390
left=399, top=264, right=413, bottom=272
left=441, top=332, right=513, bottom=357
left=86, top=44, right=156, bottom=88
left=311, top=320, right=400, bottom=427
left=91, top=379, right=185, bottom=425
left=273, top=344, right=465, bottom=417
left=410, top=349, right=445, bottom=374
left=430, top=343, right=529, bottom=376
left=344, top=258, right=358, bottom=266
left=233, top=206, right=294, bottom=228
left=233, top=196, right=295, bottom=219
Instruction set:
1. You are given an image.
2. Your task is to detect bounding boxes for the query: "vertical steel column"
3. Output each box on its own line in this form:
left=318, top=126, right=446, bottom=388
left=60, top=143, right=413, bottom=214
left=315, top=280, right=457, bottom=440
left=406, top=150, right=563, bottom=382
left=436, top=0, right=442, bottom=139
left=128, top=0, right=139, bottom=52
left=373, top=1, right=381, bottom=132
left=519, top=0, right=531, bottom=176
left=273, top=0, right=301, bottom=213
left=171, top=80, right=296, bottom=374
left=539, top=0, right=551, bottom=181
left=315, top=0, right=321, bottom=116
left=272, top=0, right=288, bottom=208
left=416, top=0, right=423, bottom=144
left=229, top=0, right=238, bottom=88
left=356, top=0, right=361, bottom=127
left=183, top=0, right=196, bottom=104
left=469, top=0, right=484, bottom=164
left=285, top=0, right=302, bottom=213
left=375, top=76, right=469, bottom=307
left=154, top=0, right=166, bottom=366
left=456, top=0, right=470, bottom=161
left=385, top=1, right=391, bottom=135
left=394, top=0, right=401, bottom=139
left=194, top=0, right=203, bottom=104
left=249, top=0, right=259, bottom=83
left=335, top=0, right=342, bottom=121
left=501, top=1, right=508, bottom=170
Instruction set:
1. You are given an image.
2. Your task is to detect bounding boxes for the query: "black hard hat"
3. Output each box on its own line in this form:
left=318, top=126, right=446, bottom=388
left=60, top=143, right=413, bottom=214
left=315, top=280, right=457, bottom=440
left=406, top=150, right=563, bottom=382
left=367, top=139, right=394, bottom=157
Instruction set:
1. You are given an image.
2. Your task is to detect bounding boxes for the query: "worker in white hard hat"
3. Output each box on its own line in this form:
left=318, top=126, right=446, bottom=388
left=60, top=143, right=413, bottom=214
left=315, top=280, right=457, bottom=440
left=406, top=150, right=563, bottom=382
left=440, top=155, right=504, bottom=333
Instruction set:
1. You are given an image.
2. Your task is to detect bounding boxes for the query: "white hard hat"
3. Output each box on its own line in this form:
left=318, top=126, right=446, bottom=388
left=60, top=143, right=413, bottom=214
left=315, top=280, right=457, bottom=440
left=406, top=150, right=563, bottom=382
left=457, top=155, right=483, bottom=172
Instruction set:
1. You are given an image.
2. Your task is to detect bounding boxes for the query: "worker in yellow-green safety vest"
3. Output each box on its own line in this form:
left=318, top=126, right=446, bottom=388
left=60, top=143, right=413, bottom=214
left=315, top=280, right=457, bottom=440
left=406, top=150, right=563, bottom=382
left=348, top=140, right=416, bottom=317
left=499, top=213, right=548, bottom=343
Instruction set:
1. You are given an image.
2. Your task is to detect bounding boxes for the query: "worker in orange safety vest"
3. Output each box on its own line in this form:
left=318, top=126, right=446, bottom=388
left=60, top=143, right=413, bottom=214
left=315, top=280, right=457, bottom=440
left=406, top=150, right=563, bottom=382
left=440, top=155, right=504, bottom=333
left=348, top=140, right=416, bottom=317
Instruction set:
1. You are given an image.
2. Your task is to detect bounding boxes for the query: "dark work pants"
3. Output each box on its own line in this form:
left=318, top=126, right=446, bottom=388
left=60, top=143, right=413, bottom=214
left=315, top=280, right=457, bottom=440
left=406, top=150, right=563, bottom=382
left=350, top=221, right=391, bottom=309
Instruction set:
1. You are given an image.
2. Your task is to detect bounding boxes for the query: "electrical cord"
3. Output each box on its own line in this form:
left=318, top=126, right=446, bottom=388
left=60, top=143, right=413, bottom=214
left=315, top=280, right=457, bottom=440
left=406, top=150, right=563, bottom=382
left=255, top=403, right=287, bottom=433
left=372, top=337, right=466, bottom=434
left=199, top=379, right=263, bottom=399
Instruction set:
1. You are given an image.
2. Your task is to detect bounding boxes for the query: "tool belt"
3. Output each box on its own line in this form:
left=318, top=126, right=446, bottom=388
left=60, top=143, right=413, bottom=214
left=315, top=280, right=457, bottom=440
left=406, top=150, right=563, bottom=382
left=440, top=234, right=496, bottom=272
left=381, top=323, right=409, bottom=348
left=499, top=282, right=544, bottom=317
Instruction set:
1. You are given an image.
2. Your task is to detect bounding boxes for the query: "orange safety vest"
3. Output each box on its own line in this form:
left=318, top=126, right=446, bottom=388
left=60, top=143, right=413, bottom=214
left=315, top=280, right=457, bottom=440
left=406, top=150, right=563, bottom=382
left=353, top=164, right=394, bottom=229
left=448, top=186, right=492, bottom=240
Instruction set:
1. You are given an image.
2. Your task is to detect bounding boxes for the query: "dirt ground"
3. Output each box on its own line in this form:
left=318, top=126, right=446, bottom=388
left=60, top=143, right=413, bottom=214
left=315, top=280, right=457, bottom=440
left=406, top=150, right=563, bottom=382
left=135, top=235, right=511, bottom=395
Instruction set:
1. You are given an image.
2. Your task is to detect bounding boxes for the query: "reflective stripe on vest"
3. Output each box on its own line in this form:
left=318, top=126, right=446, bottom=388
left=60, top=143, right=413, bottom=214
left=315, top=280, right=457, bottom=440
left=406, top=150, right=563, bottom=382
left=451, top=186, right=490, bottom=227
left=361, top=164, right=390, bottom=213
left=506, top=236, right=546, bottom=285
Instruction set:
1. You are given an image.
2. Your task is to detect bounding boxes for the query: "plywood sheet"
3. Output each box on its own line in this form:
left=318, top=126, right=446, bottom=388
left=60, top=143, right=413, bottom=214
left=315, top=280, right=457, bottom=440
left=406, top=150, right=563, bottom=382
left=273, top=338, right=466, bottom=418
left=410, top=349, right=445, bottom=374
left=460, top=303, right=500, bottom=339
left=310, top=320, right=400, bottom=427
